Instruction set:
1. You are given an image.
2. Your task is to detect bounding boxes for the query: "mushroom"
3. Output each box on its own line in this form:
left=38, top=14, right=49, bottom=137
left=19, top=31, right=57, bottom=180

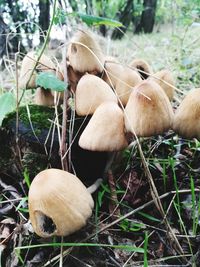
left=149, top=69, right=175, bottom=101
left=129, top=58, right=152, bottom=79
left=124, top=80, right=174, bottom=137
left=67, top=30, right=105, bottom=74
left=75, top=73, right=118, bottom=116
left=103, top=62, right=142, bottom=106
left=79, top=101, right=128, bottom=151
left=34, top=87, right=55, bottom=106
left=19, top=51, right=63, bottom=89
left=28, top=168, right=94, bottom=238
left=173, top=88, right=200, bottom=139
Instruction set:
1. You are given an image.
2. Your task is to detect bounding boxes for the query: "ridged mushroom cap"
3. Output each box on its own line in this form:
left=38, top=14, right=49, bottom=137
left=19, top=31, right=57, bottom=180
left=103, top=63, right=142, bottom=106
left=79, top=102, right=128, bottom=151
left=67, top=30, right=104, bottom=73
left=149, top=69, right=175, bottom=101
left=129, top=58, right=152, bottom=79
left=173, top=88, right=200, bottom=139
left=28, top=169, right=94, bottom=238
left=75, top=74, right=117, bottom=116
left=124, top=80, right=174, bottom=137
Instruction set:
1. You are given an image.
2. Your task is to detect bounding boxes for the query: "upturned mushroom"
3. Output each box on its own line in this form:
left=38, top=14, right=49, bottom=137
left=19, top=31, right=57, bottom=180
left=28, top=168, right=94, bottom=238
left=129, top=58, right=152, bottom=79
left=124, top=80, right=174, bottom=137
left=67, top=30, right=104, bottom=74
left=19, top=52, right=61, bottom=89
left=149, top=69, right=175, bottom=101
left=79, top=102, right=128, bottom=151
left=75, top=73, right=118, bottom=116
left=103, top=62, right=142, bottom=106
left=173, top=88, right=200, bottom=139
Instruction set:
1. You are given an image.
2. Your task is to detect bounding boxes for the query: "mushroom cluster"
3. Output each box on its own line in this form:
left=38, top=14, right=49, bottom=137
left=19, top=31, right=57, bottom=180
left=22, top=29, right=200, bottom=238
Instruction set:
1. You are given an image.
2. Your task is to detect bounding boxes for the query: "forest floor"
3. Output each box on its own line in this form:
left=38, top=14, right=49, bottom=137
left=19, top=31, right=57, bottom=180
left=1, top=24, right=200, bottom=266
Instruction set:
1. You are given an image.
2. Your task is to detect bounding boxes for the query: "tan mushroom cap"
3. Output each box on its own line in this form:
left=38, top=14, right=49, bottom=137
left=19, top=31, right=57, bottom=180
left=103, top=62, right=142, bottom=106
left=28, top=169, right=94, bottom=238
left=125, top=80, right=174, bottom=137
left=19, top=52, right=62, bottom=89
left=129, top=58, right=152, bottom=79
left=173, top=88, right=200, bottom=139
left=75, top=74, right=118, bottom=116
left=149, top=69, right=175, bottom=101
left=79, top=102, right=128, bottom=151
left=67, top=30, right=105, bottom=74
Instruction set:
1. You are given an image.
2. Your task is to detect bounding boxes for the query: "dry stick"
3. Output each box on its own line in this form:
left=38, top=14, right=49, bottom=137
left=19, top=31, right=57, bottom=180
left=60, top=43, right=69, bottom=171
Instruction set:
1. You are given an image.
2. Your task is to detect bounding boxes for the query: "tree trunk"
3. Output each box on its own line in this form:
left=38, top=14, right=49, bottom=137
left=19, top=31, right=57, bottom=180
left=0, top=16, right=8, bottom=60
left=39, top=0, right=50, bottom=43
left=135, top=0, right=157, bottom=33
left=111, top=0, right=134, bottom=40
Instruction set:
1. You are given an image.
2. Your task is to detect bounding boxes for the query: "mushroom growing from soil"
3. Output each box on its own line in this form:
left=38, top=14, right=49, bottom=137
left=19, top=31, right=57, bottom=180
left=173, top=88, right=200, bottom=139
left=28, top=168, right=95, bottom=238
left=129, top=58, right=152, bottom=79
left=124, top=80, right=174, bottom=137
left=19, top=52, right=61, bottom=89
left=149, top=69, right=175, bottom=101
left=75, top=73, right=118, bottom=116
left=79, top=101, right=128, bottom=151
left=67, top=30, right=105, bottom=74
left=103, top=62, right=142, bottom=106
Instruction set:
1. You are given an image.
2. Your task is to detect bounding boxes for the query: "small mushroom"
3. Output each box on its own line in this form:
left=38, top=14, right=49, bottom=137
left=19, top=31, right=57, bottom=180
left=103, top=62, right=142, bottom=106
left=79, top=102, right=128, bottom=151
left=75, top=74, right=117, bottom=116
left=173, top=88, right=200, bottom=139
left=19, top=52, right=60, bottom=89
left=28, top=168, right=94, bottom=238
left=129, top=58, right=152, bottom=79
left=124, top=80, right=174, bottom=137
left=34, top=87, right=55, bottom=106
left=149, top=69, right=175, bottom=101
left=67, top=30, right=104, bottom=74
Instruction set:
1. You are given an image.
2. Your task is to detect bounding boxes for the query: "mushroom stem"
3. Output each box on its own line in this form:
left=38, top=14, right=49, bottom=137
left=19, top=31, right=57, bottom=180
left=87, top=178, right=103, bottom=194
left=104, top=152, right=121, bottom=218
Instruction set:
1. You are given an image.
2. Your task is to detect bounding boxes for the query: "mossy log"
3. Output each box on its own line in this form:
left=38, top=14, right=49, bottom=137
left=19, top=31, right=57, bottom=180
left=0, top=105, right=107, bottom=186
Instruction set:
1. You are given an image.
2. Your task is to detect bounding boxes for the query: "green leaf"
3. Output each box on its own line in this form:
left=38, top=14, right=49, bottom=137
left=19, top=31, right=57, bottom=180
left=36, top=72, right=67, bottom=92
left=138, top=211, right=161, bottom=222
left=75, top=13, right=124, bottom=28
left=0, top=92, right=16, bottom=126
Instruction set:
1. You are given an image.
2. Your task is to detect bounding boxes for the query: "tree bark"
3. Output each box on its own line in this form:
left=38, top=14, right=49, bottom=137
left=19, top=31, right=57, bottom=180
left=111, top=0, right=134, bottom=40
left=135, top=0, right=157, bottom=33
left=0, top=15, right=8, bottom=60
left=39, top=0, right=50, bottom=43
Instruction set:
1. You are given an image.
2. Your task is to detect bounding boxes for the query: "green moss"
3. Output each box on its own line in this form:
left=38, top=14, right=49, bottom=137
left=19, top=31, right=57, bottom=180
left=3, top=104, right=62, bottom=130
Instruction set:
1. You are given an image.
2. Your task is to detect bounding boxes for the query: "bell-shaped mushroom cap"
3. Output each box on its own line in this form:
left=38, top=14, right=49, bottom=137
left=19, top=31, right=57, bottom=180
left=173, top=88, right=200, bottom=139
left=79, top=102, right=128, bottom=151
left=28, top=169, right=94, bottom=238
left=149, top=69, right=175, bottom=101
left=103, top=62, right=142, bottom=106
left=124, top=80, right=174, bottom=137
left=67, top=30, right=104, bottom=74
left=75, top=74, right=118, bottom=116
left=19, top=52, right=62, bottom=89
left=129, top=58, right=152, bottom=79
left=34, top=87, right=55, bottom=106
